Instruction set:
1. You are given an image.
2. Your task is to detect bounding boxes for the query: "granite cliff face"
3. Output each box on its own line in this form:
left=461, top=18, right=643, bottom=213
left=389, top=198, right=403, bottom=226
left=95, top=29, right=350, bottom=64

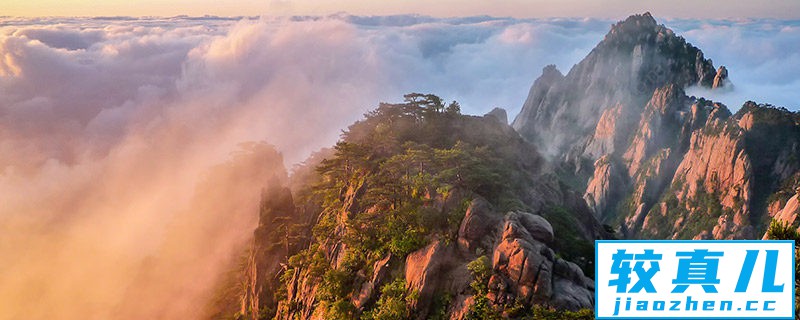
left=513, top=13, right=800, bottom=240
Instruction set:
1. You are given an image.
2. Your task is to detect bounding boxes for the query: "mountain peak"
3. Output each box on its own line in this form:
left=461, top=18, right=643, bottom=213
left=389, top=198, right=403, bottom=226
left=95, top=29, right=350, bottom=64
left=617, top=12, right=657, bottom=29
left=598, top=12, right=686, bottom=49
left=588, top=13, right=719, bottom=91
left=513, top=12, right=721, bottom=160
left=603, top=12, right=660, bottom=43
left=512, top=12, right=800, bottom=242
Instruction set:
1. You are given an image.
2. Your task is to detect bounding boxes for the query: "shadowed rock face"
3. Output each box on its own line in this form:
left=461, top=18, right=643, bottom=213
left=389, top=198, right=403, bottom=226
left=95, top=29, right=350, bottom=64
left=713, top=66, right=729, bottom=89
left=240, top=181, right=302, bottom=320
left=513, top=12, right=800, bottom=240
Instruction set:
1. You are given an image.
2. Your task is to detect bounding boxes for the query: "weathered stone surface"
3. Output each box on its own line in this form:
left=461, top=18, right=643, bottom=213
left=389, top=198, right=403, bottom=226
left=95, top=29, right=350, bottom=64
left=551, top=278, right=594, bottom=311
left=712, top=66, right=729, bottom=89
left=404, top=240, right=473, bottom=319
left=738, top=111, right=754, bottom=131
left=622, top=84, right=684, bottom=176
left=353, top=254, right=392, bottom=309
left=767, top=189, right=800, bottom=238
left=583, top=105, right=624, bottom=159
left=405, top=241, right=448, bottom=315
left=584, top=156, right=627, bottom=221
left=490, top=212, right=593, bottom=310
left=276, top=267, right=320, bottom=320
left=458, top=197, right=500, bottom=253
left=517, top=212, right=555, bottom=244
left=673, top=121, right=751, bottom=218
left=242, top=183, right=297, bottom=320
left=775, top=193, right=800, bottom=226
left=449, top=295, right=474, bottom=320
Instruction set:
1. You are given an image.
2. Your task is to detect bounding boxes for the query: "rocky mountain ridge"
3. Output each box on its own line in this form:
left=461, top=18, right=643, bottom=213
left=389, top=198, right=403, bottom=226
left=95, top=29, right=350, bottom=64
left=513, top=12, right=800, bottom=240
left=222, top=93, right=609, bottom=319
left=270, top=100, right=606, bottom=319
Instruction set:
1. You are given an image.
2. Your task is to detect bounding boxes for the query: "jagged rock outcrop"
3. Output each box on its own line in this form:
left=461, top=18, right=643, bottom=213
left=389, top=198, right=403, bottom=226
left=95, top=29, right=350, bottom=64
left=275, top=197, right=603, bottom=320
left=241, top=181, right=297, bottom=319
left=674, top=117, right=751, bottom=221
left=401, top=206, right=595, bottom=319
left=583, top=104, right=625, bottom=159
left=767, top=189, right=800, bottom=236
left=621, top=84, right=685, bottom=176
left=449, top=295, right=475, bottom=320
left=404, top=240, right=471, bottom=319
left=353, top=254, right=392, bottom=309
left=485, top=107, right=509, bottom=125
left=713, top=66, right=729, bottom=89
left=458, top=197, right=502, bottom=253
left=584, top=155, right=628, bottom=221
left=512, top=13, right=719, bottom=159
left=279, top=267, right=320, bottom=319
left=489, top=211, right=593, bottom=311
left=274, top=182, right=371, bottom=320
left=275, top=196, right=601, bottom=320
left=526, top=172, right=609, bottom=242
left=512, top=13, right=800, bottom=240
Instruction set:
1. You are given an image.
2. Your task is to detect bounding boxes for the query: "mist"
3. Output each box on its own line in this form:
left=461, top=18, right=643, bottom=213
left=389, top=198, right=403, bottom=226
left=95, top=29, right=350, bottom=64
left=0, top=14, right=796, bottom=319
left=672, top=18, right=800, bottom=110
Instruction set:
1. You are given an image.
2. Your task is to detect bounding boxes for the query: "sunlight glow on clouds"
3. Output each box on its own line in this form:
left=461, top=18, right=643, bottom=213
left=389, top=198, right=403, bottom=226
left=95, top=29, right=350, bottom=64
left=0, top=14, right=796, bottom=319
left=5, top=0, right=800, bottom=19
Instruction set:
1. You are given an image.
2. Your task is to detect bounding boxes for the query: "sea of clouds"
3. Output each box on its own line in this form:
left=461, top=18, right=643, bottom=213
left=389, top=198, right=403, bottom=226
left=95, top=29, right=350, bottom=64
left=0, top=14, right=797, bottom=319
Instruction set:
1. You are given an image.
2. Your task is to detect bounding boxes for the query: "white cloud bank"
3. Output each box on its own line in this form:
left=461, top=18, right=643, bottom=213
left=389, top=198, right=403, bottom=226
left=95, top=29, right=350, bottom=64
left=671, top=18, right=800, bottom=110
left=0, top=14, right=796, bottom=319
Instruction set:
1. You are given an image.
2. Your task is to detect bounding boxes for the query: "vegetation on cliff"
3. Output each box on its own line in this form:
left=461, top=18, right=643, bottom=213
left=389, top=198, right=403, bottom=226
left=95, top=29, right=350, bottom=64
left=214, top=93, right=603, bottom=320
left=279, top=93, right=554, bottom=318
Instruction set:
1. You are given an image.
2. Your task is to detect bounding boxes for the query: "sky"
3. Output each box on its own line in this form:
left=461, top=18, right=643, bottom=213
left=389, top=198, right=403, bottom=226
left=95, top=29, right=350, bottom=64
left=4, top=0, right=800, bottom=19
left=0, top=6, right=798, bottom=320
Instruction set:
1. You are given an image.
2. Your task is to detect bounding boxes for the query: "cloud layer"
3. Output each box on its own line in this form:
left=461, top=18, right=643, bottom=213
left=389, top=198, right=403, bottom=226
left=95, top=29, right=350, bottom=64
left=0, top=14, right=797, bottom=319
left=672, top=18, right=800, bottom=109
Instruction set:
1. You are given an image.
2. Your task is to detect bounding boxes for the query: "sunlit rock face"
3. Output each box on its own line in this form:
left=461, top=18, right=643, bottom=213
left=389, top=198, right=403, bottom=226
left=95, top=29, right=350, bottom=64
left=513, top=12, right=800, bottom=240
